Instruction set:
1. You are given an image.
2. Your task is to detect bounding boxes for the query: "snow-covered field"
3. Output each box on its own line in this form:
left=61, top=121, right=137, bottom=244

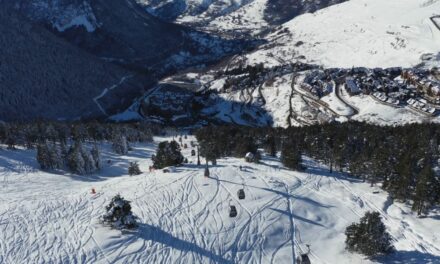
left=337, top=87, right=430, bottom=125
left=243, top=0, right=440, bottom=68
left=1, top=136, right=440, bottom=263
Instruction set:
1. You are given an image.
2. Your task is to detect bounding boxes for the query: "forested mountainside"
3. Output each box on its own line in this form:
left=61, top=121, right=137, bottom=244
left=0, top=7, right=149, bottom=121
left=0, top=0, right=251, bottom=121
left=2, top=0, right=249, bottom=73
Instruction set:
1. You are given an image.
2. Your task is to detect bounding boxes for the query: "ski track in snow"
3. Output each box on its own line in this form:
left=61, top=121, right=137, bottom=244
left=93, top=75, right=134, bottom=116
left=1, top=136, right=440, bottom=263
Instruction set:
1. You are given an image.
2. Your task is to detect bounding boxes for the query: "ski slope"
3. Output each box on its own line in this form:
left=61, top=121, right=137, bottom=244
left=243, top=0, right=440, bottom=68
left=1, top=136, right=440, bottom=263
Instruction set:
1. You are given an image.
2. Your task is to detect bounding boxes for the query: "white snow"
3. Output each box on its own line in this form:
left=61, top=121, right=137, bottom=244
left=338, top=88, right=432, bottom=125
left=55, top=14, right=97, bottom=32
left=321, top=92, right=353, bottom=117
left=242, top=0, right=440, bottom=68
left=260, top=75, right=293, bottom=127
left=207, top=0, right=269, bottom=34
left=1, top=136, right=440, bottom=263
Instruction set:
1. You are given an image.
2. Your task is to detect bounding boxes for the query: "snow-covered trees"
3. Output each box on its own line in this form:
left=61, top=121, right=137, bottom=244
left=128, top=162, right=142, bottom=176
left=67, top=142, right=87, bottom=175
left=152, top=141, right=184, bottom=169
left=91, top=144, right=102, bottom=170
left=66, top=141, right=102, bottom=175
left=36, top=140, right=101, bottom=175
left=36, top=144, right=50, bottom=169
left=112, top=132, right=129, bottom=155
left=102, top=195, right=137, bottom=229
left=36, top=141, right=62, bottom=170
left=345, top=211, right=393, bottom=257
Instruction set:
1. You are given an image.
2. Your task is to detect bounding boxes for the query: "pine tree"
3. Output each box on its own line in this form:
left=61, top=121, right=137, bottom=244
left=48, top=142, right=63, bottom=170
left=36, top=143, right=51, bottom=170
left=281, top=140, right=303, bottom=171
left=412, top=159, right=436, bottom=215
left=36, top=141, right=62, bottom=170
left=204, top=161, right=210, bottom=177
left=60, top=140, right=68, bottom=161
left=91, top=144, right=102, bottom=170
left=81, top=147, right=97, bottom=174
left=389, top=153, right=413, bottom=201
left=102, top=195, right=137, bottom=229
left=345, top=211, right=393, bottom=257
left=234, top=136, right=257, bottom=157
left=112, top=133, right=128, bottom=155
left=197, top=146, right=201, bottom=166
left=152, top=141, right=184, bottom=169
left=264, top=134, right=277, bottom=157
left=128, top=162, right=142, bottom=176
left=67, top=141, right=86, bottom=175
left=5, top=134, right=17, bottom=150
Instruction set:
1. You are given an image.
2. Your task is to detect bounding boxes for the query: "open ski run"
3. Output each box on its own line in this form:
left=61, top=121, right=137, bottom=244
left=1, top=136, right=440, bottom=264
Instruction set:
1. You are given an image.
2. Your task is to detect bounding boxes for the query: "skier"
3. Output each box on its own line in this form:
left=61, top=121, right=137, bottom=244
left=239, top=165, right=242, bottom=171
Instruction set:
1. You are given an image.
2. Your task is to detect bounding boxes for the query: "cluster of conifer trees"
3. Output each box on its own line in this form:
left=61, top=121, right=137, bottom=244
left=152, top=141, right=184, bottom=169
left=0, top=121, right=154, bottom=175
left=345, top=211, right=394, bottom=257
left=36, top=140, right=102, bottom=174
left=196, top=122, right=440, bottom=215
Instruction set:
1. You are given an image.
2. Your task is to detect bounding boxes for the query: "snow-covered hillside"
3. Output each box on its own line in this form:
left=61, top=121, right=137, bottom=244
left=137, top=0, right=346, bottom=34
left=1, top=0, right=99, bottom=32
left=241, top=0, right=440, bottom=68
left=180, top=67, right=439, bottom=128
left=1, top=136, right=440, bottom=263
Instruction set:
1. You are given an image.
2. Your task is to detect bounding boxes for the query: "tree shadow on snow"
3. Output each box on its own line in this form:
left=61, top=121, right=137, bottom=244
left=136, top=224, right=233, bottom=264
left=429, top=215, right=440, bottom=220
left=210, top=176, right=334, bottom=209
left=62, top=145, right=156, bottom=182
left=374, top=250, right=440, bottom=263
left=303, top=159, right=364, bottom=184
left=270, top=208, right=326, bottom=228
left=0, top=148, right=40, bottom=174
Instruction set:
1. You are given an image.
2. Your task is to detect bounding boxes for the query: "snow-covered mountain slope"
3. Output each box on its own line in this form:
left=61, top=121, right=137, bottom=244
left=1, top=136, right=440, bottom=263
left=239, top=0, right=440, bottom=68
left=0, top=0, right=254, bottom=121
left=2, top=0, right=185, bottom=70
left=2, top=0, right=99, bottom=32
left=137, top=0, right=346, bottom=34
left=3, top=0, right=245, bottom=76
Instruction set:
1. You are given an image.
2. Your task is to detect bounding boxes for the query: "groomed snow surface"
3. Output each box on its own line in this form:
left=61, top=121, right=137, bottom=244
left=245, top=0, right=440, bottom=68
left=1, top=136, right=440, bottom=263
